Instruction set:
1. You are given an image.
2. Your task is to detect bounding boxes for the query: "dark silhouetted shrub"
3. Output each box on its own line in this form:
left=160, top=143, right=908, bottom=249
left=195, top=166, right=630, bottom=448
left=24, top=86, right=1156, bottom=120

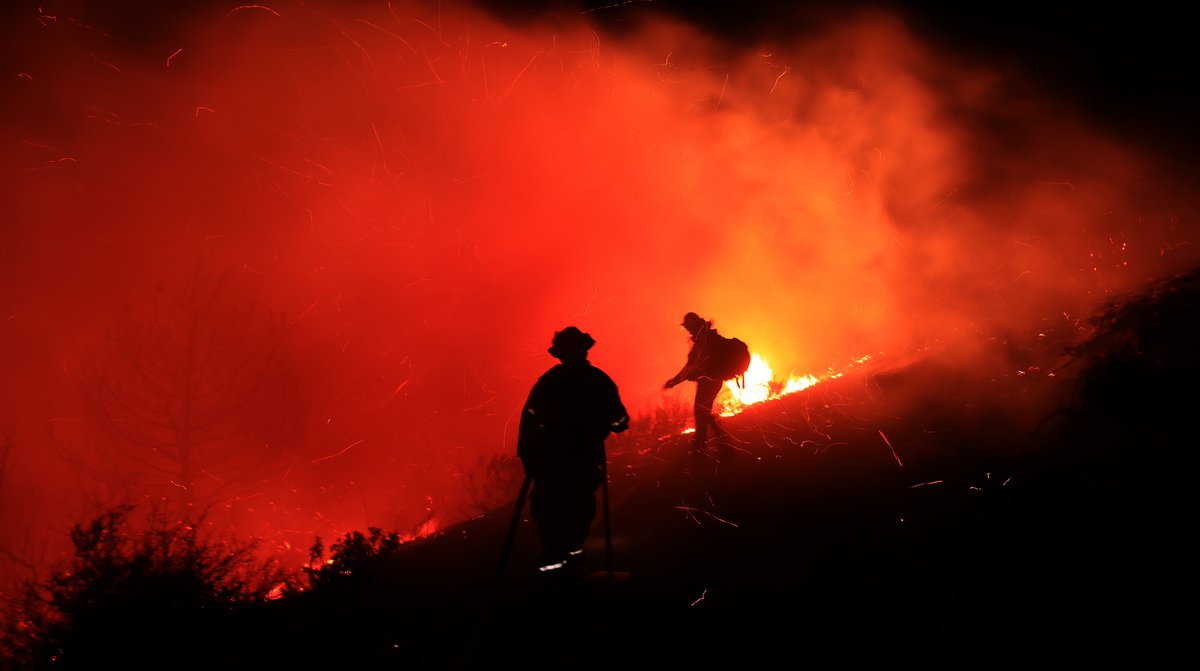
left=304, top=527, right=405, bottom=592
left=0, top=505, right=294, bottom=670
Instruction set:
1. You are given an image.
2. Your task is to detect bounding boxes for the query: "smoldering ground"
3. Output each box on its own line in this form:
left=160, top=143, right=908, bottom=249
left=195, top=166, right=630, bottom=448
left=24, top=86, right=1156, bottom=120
left=1, top=0, right=1196, bottom=589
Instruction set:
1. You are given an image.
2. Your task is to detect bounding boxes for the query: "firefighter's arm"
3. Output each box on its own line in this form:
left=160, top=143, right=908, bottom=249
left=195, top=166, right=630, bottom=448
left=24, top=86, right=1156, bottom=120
left=664, top=356, right=700, bottom=388
left=516, top=388, right=545, bottom=475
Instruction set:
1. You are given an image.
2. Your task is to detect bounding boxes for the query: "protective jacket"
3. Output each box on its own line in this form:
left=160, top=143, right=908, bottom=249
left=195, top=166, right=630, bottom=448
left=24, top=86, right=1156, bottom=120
left=667, top=325, right=723, bottom=386
left=517, top=360, right=629, bottom=480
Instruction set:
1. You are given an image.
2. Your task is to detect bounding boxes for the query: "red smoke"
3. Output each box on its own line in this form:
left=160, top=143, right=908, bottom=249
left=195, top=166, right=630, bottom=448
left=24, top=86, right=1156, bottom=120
left=1, top=1, right=1196, bottom=588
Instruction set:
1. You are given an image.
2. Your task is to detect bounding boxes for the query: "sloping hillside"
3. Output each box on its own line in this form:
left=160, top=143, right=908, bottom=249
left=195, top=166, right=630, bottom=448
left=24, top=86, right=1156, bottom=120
left=222, top=270, right=1194, bottom=670
left=9, top=269, right=1193, bottom=671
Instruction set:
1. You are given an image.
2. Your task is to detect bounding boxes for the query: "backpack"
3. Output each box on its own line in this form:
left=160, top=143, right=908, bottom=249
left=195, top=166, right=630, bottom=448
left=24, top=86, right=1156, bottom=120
left=708, top=334, right=751, bottom=383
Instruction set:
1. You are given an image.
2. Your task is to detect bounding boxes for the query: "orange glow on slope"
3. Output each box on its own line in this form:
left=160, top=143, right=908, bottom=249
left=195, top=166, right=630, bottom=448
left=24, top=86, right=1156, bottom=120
left=718, top=353, right=874, bottom=417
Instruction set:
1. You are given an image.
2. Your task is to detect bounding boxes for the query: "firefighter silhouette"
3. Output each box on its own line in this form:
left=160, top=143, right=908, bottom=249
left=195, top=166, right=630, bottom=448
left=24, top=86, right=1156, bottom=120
left=517, top=326, right=629, bottom=573
left=664, top=311, right=733, bottom=452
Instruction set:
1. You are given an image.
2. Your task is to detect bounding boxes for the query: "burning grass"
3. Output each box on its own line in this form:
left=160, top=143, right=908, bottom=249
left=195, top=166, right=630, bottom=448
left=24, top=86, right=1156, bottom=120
left=718, top=351, right=877, bottom=417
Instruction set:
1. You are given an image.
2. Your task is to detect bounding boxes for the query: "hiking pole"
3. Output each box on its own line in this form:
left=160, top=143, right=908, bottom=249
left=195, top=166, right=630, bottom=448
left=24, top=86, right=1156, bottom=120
left=601, top=456, right=613, bottom=580
left=494, top=473, right=532, bottom=595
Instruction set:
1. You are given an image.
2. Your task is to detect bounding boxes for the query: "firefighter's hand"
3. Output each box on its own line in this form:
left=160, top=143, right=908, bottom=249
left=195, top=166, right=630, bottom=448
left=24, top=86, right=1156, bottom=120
left=611, top=414, right=629, bottom=434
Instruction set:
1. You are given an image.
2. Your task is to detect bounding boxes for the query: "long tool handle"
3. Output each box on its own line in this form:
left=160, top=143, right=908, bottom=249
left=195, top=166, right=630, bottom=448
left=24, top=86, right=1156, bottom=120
left=495, top=474, right=533, bottom=590
left=602, top=458, right=613, bottom=579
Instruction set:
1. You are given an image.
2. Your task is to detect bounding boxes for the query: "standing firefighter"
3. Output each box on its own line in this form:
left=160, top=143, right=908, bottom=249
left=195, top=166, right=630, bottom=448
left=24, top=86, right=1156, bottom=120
left=664, top=312, right=748, bottom=453
left=517, top=326, right=629, bottom=574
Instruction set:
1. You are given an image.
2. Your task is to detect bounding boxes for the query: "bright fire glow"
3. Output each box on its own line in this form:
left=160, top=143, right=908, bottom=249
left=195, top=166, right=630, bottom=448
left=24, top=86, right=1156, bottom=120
left=3, top=0, right=1197, bottom=598
left=717, top=353, right=873, bottom=417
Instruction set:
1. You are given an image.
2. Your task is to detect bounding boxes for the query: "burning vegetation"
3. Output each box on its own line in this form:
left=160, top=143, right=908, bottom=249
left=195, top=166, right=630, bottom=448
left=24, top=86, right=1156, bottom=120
left=0, top=2, right=1197, bottom=657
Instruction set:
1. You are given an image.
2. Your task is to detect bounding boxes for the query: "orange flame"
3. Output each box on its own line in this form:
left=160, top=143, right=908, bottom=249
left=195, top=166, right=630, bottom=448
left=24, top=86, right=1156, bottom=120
left=717, top=353, right=874, bottom=417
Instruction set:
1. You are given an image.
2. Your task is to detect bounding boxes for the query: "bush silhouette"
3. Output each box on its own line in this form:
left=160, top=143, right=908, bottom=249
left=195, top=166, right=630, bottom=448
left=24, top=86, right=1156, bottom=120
left=304, top=527, right=407, bottom=592
left=1, top=505, right=293, bottom=670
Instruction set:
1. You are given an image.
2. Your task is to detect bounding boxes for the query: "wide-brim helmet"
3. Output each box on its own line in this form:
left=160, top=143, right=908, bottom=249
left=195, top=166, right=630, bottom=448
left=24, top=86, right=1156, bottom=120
left=548, top=326, right=595, bottom=359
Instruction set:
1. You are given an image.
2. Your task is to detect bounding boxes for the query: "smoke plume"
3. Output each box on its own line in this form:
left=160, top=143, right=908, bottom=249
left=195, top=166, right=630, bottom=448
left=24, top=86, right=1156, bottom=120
left=1, top=0, right=1196, bottom=586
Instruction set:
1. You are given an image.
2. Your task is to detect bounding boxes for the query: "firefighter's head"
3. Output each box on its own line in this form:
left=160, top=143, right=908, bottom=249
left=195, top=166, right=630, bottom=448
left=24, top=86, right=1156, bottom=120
left=548, top=326, right=595, bottom=361
left=681, top=312, right=708, bottom=335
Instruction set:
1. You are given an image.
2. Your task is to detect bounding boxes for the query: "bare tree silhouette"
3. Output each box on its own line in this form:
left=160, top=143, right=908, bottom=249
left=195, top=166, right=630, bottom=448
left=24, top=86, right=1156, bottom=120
left=72, top=261, right=302, bottom=508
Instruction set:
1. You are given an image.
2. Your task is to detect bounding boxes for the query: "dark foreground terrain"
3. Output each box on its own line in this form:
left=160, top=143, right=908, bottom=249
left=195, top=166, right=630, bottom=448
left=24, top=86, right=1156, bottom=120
left=6, top=269, right=1195, bottom=670
left=225, top=271, right=1191, bottom=670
